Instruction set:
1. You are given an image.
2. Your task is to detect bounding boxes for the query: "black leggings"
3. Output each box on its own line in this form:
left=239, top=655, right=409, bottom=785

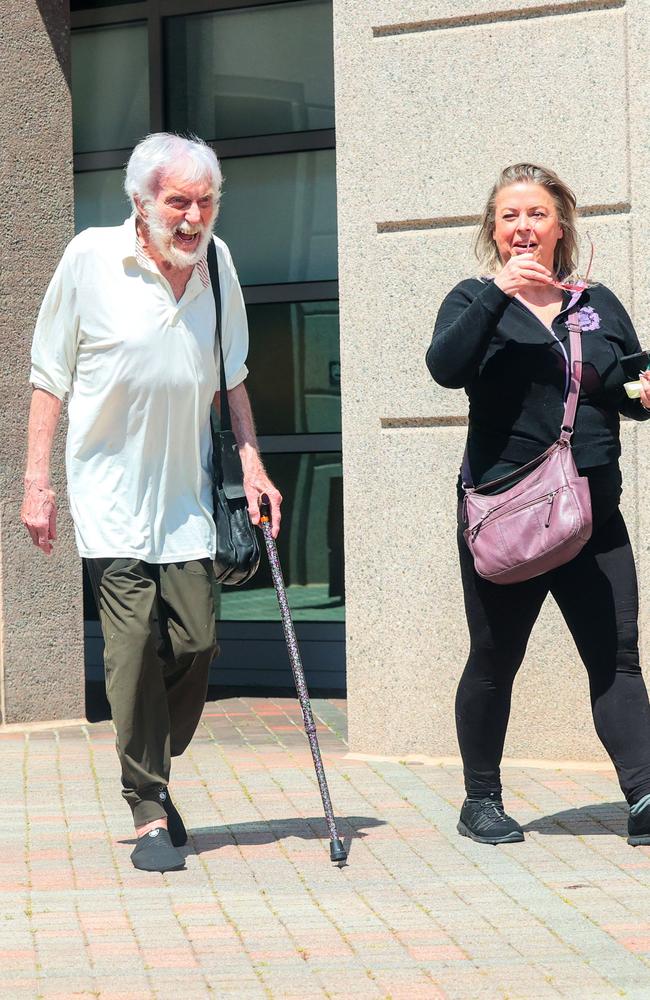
left=456, top=507, right=650, bottom=805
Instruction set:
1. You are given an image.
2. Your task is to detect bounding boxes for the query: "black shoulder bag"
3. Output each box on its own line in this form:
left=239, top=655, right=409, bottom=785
left=206, top=239, right=260, bottom=585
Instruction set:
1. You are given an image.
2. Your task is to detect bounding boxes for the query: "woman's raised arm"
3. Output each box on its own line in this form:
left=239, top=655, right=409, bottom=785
left=426, top=279, right=510, bottom=389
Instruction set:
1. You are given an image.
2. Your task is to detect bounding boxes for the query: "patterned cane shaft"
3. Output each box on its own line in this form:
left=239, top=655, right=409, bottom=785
left=261, top=521, right=340, bottom=843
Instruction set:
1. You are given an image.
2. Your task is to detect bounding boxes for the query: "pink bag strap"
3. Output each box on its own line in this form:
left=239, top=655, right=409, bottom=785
left=462, top=307, right=583, bottom=488
left=560, top=310, right=583, bottom=442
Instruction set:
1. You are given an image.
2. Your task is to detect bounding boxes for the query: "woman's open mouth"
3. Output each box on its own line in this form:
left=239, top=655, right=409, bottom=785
left=511, top=241, right=537, bottom=254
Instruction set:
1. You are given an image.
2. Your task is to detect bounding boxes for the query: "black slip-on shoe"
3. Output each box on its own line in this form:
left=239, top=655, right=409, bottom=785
left=628, top=800, right=650, bottom=846
left=457, top=796, right=525, bottom=845
left=158, top=788, right=188, bottom=848
left=130, top=828, right=185, bottom=872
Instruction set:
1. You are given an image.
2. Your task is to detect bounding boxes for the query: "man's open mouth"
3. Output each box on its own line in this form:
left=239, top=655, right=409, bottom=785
left=173, top=229, right=201, bottom=247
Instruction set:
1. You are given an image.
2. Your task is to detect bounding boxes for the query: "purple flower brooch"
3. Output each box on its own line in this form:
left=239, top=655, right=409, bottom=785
left=568, top=305, right=600, bottom=332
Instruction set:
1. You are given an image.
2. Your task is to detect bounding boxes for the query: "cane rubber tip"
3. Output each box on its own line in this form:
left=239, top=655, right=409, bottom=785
left=330, top=838, right=347, bottom=863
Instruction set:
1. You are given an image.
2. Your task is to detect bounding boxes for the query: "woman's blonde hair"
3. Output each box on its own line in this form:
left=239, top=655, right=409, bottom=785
left=474, top=163, right=579, bottom=279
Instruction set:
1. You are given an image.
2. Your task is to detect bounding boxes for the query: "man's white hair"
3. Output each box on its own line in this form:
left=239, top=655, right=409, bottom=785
left=124, top=133, right=223, bottom=213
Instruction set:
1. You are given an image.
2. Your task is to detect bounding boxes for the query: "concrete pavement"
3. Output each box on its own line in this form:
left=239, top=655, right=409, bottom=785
left=2, top=697, right=650, bottom=999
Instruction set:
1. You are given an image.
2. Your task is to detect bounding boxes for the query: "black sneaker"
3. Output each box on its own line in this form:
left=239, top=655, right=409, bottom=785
left=130, top=827, right=185, bottom=872
left=628, top=800, right=650, bottom=846
left=158, top=787, right=188, bottom=848
left=457, top=796, right=524, bottom=845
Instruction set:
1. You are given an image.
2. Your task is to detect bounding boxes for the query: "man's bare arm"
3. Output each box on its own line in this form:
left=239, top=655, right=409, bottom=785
left=21, top=388, right=62, bottom=555
left=215, top=381, right=283, bottom=537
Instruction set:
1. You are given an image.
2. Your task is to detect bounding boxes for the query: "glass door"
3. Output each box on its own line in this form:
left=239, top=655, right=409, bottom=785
left=72, top=0, right=345, bottom=693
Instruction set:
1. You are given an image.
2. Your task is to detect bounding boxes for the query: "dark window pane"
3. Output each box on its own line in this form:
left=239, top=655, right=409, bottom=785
left=72, top=1, right=141, bottom=8
left=72, top=24, right=149, bottom=153
left=216, top=452, right=344, bottom=622
left=246, top=301, right=340, bottom=435
left=216, top=149, right=337, bottom=285
left=74, top=169, right=130, bottom=232
left=165, top=0, right=334, bottom=140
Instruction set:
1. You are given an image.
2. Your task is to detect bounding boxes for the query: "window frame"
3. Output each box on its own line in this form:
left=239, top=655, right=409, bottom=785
left=72, top=0, right=344, bottom=643
left=71, top=0, right=338, bottom=299
left=71, top=0, right=337, bottom=141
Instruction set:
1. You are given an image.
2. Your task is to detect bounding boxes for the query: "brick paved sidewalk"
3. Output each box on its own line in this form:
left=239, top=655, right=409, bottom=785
left=2, top=698, right=650, bottom=999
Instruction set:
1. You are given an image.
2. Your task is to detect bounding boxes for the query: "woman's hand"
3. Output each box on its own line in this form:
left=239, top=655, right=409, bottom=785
left=639, top=370, right=650, bottom=411
left=494, top=253, right=553, bottom=297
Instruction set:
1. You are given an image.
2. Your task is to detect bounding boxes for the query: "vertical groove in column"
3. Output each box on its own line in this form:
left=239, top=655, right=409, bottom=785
left=621, top=6, right=635, bottom=316
left=0, top=543, right=5, bottom=726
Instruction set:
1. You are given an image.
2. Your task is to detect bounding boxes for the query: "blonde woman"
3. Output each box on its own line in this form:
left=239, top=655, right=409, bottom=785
left=427, top=163, right=650, bottom=846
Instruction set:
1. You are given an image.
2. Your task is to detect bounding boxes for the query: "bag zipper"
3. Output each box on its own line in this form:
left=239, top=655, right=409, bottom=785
left=470, top=489, right=562, bottom=539
left=544, top=492, right=556, bottom=527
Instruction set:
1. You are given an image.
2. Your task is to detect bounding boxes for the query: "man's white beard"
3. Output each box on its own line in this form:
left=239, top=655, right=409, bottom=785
left=145, top=204, right=215, bottom=268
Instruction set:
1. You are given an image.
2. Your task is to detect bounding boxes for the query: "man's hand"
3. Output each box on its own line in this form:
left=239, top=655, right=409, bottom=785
left=21, top=480, right=57, bottom=555
left=223, top=381, right=283, bottom=538
left=22, top=389, right=62, bottom=556
left=243, top=472, right=282, bottom=539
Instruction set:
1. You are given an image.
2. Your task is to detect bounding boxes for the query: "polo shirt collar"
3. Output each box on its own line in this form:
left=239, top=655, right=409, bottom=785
left=121, top=215, right=210, bottom=289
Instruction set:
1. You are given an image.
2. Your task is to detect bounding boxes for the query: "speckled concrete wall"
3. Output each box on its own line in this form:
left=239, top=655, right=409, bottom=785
left=0, top=1, right=84, bottom=722
left=335, top=0, right=650, bottom=759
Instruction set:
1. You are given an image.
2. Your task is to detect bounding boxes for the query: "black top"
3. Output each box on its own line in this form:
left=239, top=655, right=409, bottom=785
left=426, top=279, right=649, bottom=517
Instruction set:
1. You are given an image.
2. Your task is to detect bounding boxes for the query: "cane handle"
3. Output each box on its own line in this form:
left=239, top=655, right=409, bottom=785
left=259, top=493, right=272, bottom=524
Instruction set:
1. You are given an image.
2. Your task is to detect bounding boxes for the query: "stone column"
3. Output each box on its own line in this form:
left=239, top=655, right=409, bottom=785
left=334, top=0, right=649, bottom=759
left=0, top=0, right=84, bottom=722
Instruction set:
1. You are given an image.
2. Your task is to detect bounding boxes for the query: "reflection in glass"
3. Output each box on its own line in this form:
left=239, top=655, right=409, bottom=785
left=72, top=24, right=149, bottom=154
left=246, top=302, right=340, bottom=435
left=74, top=170, right=130, bottom=233
left=165, top=0, right=334, bottom=140
left=72, top=0, right=138, bottom=8
left=217, top=452, right=344, bottom=622
left=216, top=149, right=337, bottom=285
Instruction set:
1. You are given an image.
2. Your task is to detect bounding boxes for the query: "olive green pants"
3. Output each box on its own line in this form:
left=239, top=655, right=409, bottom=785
left=87, top=557, right=217, bottom=826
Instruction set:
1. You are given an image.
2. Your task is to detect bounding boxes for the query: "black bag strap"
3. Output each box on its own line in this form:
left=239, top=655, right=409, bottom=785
left=462, top=306, right=583, bottom=490
left=206, top=238, right=233, bottom=433
left=206, top=239, right=247, bottom=501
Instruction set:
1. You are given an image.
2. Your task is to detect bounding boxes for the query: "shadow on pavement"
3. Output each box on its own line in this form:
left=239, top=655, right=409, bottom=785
left=522, top=801, right=627, bottom=837
left=182, top=815, right=386, bottom=860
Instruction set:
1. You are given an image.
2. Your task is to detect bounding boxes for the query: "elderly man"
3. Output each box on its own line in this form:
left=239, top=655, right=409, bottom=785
left=21, top=133, right=281, bottom=873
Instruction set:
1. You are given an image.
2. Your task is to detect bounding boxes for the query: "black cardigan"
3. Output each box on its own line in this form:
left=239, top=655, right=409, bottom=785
left=426, top=278, right=649, bottom=506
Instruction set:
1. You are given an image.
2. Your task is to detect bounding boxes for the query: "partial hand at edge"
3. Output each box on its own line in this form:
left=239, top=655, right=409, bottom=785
left=21, top=481, right=57, bottom=555
left=639, top=370, right=650, bottom=411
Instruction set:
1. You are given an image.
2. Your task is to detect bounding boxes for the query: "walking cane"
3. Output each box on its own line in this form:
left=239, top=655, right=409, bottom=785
left=258, top=494, right=348, bottom=864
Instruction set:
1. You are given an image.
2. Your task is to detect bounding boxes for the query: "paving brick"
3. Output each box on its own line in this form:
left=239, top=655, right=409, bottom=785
left=4, top=698, right=650, bottom=997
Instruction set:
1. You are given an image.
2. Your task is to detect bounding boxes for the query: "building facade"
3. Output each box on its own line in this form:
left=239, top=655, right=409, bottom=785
left=335, top=0, right=650, bottom=761
left=2, top=0, right=650, bottom=762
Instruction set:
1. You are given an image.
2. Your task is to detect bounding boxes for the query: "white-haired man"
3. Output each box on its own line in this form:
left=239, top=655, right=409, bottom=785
left=21, top=133, right=282, bottom=873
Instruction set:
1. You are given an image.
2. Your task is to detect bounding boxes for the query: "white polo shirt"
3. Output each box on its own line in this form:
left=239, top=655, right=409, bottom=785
left=30, top=217, right=249, bottom=563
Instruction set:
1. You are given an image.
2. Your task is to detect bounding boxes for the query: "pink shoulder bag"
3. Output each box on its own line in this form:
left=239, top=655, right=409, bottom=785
left=461, top=311, right=592, bottom=585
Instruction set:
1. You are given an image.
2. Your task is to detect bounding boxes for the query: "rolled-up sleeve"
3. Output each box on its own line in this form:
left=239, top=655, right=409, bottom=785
left=30, top=250, right=79, bottom=400
left=217, top=241, right=249, bottom=390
